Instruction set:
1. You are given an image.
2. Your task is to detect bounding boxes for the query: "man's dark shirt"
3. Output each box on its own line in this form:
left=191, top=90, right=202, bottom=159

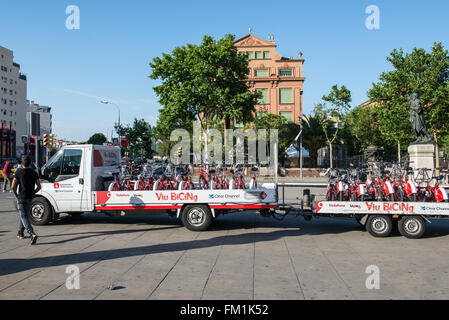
left=14, top=168, right=39, bottom=200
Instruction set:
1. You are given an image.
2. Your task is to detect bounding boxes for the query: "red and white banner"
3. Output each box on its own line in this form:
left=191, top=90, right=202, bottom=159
left=315, top=201, right=449, bottom=216
left=94, top=187, right=277, bottom=211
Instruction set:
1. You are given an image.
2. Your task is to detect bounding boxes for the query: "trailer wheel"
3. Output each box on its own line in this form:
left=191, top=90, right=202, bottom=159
left=30, top=198, right=53, bottom=226
left=181, top=205, right=213, bottom=232
left=366, top=215, right=392, bottom=238
left=398, top=216, right=426, bottom=239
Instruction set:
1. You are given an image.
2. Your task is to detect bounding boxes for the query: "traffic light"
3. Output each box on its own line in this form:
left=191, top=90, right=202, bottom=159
left=177, top=147, right=183, bottom=158
left=47, top=134, right=57, bottom=149
left=43, top=134, right=49, bottom=147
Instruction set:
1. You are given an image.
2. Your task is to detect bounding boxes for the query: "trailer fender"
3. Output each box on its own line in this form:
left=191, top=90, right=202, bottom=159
left=420, top=215, right=431, bottom=224
left=359, top=215, right=369, bottom=226
left=177, top=205, right=216, bottom=219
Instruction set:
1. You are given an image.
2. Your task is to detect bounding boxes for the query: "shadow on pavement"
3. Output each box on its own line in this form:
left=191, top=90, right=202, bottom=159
left=0, top=229, right=303, bottom=276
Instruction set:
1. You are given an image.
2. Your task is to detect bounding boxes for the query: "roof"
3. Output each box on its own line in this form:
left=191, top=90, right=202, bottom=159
left=233, top=34, right=276, bottom=48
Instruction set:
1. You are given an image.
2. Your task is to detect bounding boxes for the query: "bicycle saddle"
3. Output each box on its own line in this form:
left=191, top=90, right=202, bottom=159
left=251, top=167, right=259, bottom=172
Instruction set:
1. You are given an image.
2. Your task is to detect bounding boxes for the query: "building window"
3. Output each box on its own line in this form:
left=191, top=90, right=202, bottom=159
left=254, top=69, right=268, bottom=77
left=255, top=51, right=263, bottom=60
left=256, top=111, right=268, bottom=117
left=255, top=88, right=269, bottom=105
left=247, top=51, right=254, bottom=60
left=280, top=111, right=294, bottom=123
left=279, top=88, right=293, bottom=104
left=263, top=51, right=270, bottom=59
left=279, top=69, right=293, bottom=77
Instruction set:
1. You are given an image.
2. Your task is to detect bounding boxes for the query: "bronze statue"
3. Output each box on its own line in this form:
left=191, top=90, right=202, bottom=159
left=408, top=93, right=433, bottom=144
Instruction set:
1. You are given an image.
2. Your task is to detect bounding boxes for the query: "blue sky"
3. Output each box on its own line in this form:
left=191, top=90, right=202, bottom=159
left=2, top=0, right=449, bottom=141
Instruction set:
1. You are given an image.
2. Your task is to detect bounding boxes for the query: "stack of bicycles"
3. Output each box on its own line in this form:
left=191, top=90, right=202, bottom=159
left=197, top=162, right=259, bottom=190
left=108, top=163, right=194, bottom=191
left=325, top=162, right=449, bottom=203
left=106, top=161, right=261, bottom=191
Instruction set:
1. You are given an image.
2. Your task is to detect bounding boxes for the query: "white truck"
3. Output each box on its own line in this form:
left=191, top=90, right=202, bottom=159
left=30, top=145, right=278, bottom=231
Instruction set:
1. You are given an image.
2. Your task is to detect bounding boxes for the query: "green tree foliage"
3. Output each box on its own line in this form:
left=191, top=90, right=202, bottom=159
left=314, top=85, right=352, bottom=168
left=115, top=119, right=154, bottom=159
left=368, top=42, right=449, bottom=162
left=150, top=34, right=260, bottom=140
left=87, top=133, right=107, bottom=145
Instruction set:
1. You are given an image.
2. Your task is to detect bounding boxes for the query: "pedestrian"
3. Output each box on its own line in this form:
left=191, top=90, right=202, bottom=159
left=2, top=159, right=12, bottom=192
left=11, top=155, right=41, bottom=245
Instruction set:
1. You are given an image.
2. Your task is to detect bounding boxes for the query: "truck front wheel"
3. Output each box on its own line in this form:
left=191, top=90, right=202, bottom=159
left=181, top=205, right=213, bottom=232
left=30, top=198, right=53, bottom=226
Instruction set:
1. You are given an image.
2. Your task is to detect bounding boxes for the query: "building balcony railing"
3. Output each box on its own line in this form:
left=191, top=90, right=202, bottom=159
left=19, top=73, right=27, bottom=81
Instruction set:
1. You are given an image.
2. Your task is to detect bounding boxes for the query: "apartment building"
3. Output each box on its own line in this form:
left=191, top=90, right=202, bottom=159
left=0, top=45, right=28, bottom=157
left=234, top=33, right=305, bottom=124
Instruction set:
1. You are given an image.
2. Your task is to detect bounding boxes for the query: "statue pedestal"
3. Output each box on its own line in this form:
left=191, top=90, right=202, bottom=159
left=408, top=144, right=435, bottom=170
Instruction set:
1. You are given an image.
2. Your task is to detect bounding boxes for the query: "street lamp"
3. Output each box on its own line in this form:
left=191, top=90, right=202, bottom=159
left=101, top=100, right=121, bottom=146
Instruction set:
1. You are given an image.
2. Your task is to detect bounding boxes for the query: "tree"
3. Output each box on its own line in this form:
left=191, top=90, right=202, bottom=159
left=87, top=133, right=107, bottom=145
left=115, top=119, right=154, bottom=159
left=150, top=34, right=260, bottom=144
left=368, top=42, right=449, bottom=165
left=314, top=85, right=352, bottom=168
left=301, top=115, right=327, bottom=167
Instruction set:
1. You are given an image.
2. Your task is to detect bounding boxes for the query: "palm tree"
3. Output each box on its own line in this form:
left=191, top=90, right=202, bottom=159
left=301, top=115, right=327, bottom=167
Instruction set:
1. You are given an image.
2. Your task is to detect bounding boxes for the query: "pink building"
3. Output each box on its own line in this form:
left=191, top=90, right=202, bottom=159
left=234, top=33, right=305, bottom=124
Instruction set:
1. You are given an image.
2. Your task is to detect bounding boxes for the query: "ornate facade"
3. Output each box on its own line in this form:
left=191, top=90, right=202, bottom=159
left=234, top=33, right=305, bottom=124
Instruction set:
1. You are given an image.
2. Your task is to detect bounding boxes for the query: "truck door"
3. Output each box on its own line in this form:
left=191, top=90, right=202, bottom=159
left=42, top=149, right=84, bottom=212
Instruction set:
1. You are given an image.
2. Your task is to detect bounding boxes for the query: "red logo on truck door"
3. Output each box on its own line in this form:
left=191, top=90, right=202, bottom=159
left=54, top=183, right=60, bottom=189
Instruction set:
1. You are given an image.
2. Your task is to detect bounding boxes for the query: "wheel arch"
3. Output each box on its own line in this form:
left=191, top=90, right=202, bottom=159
left=177, top=203, right=215, bottom=219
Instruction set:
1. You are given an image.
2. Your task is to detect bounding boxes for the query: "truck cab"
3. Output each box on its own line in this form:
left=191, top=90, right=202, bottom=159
left=30, top=145, right=121, bottom=225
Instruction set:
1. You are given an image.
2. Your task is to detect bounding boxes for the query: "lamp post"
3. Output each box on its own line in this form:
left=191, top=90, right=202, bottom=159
left=101, top=100, right=121, bottom=147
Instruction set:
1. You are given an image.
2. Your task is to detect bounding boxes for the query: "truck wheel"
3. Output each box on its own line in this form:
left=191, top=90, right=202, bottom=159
left=181, top=205, right=213, bottom=232
left=30, top=198, right=53, bottom=226
left=366, top=215, right=392, bottom=238
left=398, top=216, right=426, bottom=239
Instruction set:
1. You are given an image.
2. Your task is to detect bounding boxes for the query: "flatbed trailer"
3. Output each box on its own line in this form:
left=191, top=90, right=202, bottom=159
left=306, top=200, right=449, bottom=239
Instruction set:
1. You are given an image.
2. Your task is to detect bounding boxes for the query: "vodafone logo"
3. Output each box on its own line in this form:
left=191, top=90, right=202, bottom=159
left=316, top=201, right=323, bottom=213
left=54, top=183, right=60, bottom=189
left=260, top=192, right=267, bottom=200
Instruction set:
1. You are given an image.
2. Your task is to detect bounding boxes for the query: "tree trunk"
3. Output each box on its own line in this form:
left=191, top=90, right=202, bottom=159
left=329, top=143, right=333, bottom=169
left=398, top=141, right=401, bottom=163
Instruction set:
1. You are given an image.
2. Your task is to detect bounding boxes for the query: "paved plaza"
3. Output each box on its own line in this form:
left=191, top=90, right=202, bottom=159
left=1, top=188, right=449, bottom=300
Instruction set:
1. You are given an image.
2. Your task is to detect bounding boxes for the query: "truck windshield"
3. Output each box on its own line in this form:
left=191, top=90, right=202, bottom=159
left=42, top=149, right=82, bottom=182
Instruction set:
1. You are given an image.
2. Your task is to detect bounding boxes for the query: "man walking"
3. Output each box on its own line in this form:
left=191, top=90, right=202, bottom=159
left=2, top=159, right=12, bottom=192
left=11, top=155, right=41, bottom=245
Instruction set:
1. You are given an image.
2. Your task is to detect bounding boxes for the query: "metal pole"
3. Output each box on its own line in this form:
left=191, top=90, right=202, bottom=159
left=274, top=140, right=279, bottom=185
left=300, top=129, right=304, bottom=180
